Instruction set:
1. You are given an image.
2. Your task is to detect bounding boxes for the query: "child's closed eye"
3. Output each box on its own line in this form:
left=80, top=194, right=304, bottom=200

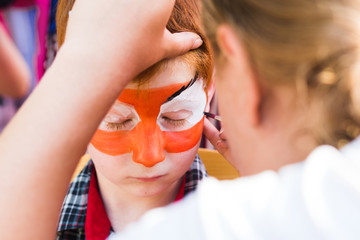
left=161, top=116, right=187, bottom=127
left=159, top=110, right=192, bottom=130
left=105, top=119, right=135, bottom=131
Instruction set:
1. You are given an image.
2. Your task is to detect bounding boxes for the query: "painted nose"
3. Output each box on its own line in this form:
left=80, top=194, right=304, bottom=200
left=132, top=122, right=165, bottom=167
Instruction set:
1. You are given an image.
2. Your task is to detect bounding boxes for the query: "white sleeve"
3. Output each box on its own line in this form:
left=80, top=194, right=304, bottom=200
left=110, top=146, right=360, bottom=240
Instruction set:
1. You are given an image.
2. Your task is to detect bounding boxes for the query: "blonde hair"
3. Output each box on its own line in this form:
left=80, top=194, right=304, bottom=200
left=202, top=0, right=360, bottom=147
left=56, top=0, right=213, bottom=88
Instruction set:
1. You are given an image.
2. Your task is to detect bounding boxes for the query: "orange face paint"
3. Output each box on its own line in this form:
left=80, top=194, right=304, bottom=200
left=90, top=82, right=205, bottom=167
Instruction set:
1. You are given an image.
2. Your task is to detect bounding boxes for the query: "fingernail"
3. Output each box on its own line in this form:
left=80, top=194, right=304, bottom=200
left=219, top=129, right=226, bottom=141
left=217, top=140, right=225, bottom=148
left=192, top=38, right=203, bottom=49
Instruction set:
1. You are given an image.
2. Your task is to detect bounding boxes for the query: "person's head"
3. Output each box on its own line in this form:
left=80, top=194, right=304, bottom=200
left=57, top=0, right=213, bottom=197
left=202, top=0, right=360, bottom=175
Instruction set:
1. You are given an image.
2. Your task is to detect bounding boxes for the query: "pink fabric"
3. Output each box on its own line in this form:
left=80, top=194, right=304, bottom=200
left=12, top=0, right=50, bottom=81
left=0, top=13, right=10, bottom=35
left=34, top=0, right=50, bottom=80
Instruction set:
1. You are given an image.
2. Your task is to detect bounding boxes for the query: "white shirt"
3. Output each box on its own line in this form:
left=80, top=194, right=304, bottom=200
left=110, top=138, right=360, bottom=240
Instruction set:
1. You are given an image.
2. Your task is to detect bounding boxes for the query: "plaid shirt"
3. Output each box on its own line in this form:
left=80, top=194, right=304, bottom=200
left=57, top=155, right=207, bottom=240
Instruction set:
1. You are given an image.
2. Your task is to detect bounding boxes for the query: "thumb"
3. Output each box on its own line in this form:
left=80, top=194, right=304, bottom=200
left=162, top=30, right=203, bottom=59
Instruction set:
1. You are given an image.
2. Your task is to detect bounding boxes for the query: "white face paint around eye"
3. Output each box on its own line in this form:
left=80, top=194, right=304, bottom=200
left=99, top=101, right=141, bottom=131
left=157, top=79, right=207, bottom=132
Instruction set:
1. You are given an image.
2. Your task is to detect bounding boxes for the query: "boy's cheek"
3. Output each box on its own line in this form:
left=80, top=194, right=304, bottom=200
left=163, top=118, right=204, bottom=153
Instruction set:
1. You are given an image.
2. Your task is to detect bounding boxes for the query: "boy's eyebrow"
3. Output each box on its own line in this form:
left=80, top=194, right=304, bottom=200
left=163, top=72, right=199, bottom=104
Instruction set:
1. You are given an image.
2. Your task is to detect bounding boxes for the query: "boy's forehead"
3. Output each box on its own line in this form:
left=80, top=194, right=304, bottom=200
left=126, top=56, right=196, bottom=90
left=117, top=82, right=190, bottom=115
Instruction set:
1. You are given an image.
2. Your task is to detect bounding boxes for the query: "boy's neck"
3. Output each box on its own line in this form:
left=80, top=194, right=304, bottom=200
left=96, top=173, right=183, bottom=232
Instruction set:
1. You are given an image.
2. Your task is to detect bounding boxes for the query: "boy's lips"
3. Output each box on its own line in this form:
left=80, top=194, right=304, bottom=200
left=132, top=175, right=164, bottom=182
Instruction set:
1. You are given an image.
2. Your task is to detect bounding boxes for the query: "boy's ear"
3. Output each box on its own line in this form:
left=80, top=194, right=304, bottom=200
left=205, top=70, right=216, bottom=112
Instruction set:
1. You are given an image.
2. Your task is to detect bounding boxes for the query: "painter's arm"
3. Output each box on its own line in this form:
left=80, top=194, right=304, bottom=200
left=0, top=0, right=201, bottom=239
left=0, top=23, right=30, bottom=98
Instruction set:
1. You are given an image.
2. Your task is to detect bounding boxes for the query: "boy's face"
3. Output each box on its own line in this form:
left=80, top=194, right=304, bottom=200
left=88, top=57, right=208, bottom=197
